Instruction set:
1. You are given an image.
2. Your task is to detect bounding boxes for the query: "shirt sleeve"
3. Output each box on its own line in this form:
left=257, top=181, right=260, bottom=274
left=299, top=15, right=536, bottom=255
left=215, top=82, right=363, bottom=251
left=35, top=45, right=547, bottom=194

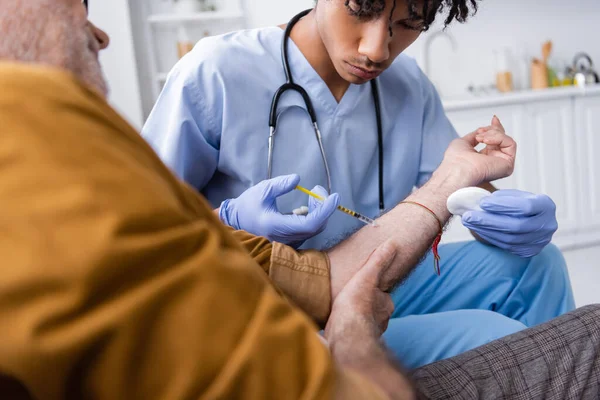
left=214, top=225, right=332, bottom=328
left=141, top=51, right=220, bottom=191
left=175, top=178, right=334, bottom=325
left=416, top=71, right=459, bottom=187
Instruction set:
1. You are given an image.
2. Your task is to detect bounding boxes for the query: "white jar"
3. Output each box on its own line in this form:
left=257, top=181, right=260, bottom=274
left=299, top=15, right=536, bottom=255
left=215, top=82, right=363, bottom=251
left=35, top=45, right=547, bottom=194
left=173, top=0, right=204, bottom=14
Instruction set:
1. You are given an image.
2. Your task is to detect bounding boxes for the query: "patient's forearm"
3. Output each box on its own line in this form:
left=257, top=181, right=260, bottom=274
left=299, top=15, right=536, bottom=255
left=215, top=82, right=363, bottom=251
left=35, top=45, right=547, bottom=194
left=328, top=167, right=472, bottom=297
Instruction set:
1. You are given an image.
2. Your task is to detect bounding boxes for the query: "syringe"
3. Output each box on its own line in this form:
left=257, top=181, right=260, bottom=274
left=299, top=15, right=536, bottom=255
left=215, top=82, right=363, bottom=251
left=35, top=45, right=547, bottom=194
left=295, top=185, right=378, bottom=227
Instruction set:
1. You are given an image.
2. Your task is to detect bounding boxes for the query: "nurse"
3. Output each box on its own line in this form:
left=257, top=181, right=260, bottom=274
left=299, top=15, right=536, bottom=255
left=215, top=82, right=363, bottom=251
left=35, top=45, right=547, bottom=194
left=142, top=0, right=575, bottom=368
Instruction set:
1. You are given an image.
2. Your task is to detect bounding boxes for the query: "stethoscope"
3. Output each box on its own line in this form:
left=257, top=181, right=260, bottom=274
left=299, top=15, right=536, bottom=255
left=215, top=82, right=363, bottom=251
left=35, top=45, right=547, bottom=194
left=268, top=8, right=386, bottom=213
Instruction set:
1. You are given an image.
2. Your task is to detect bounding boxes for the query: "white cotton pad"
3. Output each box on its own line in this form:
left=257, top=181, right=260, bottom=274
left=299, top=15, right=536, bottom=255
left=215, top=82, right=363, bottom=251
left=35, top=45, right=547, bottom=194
left=446, top=187, right=492, bottom=216
left=292, top=206, right=309, bottom=216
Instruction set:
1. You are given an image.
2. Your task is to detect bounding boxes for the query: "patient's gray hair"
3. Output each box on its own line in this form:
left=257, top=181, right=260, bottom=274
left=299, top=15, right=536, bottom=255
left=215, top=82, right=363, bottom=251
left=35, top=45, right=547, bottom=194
left=0, top=0, right=107, bottom=95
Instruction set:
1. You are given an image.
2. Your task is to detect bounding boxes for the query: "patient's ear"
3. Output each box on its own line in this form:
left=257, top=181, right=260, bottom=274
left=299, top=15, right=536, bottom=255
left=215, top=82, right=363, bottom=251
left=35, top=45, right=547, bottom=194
left=0, top=372, right=34, bottom=400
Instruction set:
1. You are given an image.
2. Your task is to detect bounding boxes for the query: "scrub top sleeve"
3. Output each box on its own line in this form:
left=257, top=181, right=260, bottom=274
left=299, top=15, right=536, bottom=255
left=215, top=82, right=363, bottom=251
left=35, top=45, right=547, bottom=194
left=416, top=74, right=459, bottom=188
left=141, top=63, right=220, bottom=191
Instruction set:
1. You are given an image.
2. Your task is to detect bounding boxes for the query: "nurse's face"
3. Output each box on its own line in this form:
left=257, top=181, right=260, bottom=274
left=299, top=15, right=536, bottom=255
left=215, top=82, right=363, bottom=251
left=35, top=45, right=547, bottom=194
left=316, top=0, right=423, bottom=84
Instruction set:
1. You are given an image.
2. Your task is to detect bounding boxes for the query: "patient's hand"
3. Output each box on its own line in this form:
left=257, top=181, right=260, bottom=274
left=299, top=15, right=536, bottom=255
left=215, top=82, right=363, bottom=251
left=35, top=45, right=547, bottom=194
left=325, top=241, right=416, bottom=400
left=441, top=116, right=517, bottom=186
left=326, top=240, right=397, bottom=342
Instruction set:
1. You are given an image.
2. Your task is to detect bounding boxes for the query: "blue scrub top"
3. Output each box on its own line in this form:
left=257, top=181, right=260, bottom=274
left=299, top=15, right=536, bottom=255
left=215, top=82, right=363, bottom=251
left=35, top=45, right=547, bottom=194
left=142, top=27, right=458, bottom=250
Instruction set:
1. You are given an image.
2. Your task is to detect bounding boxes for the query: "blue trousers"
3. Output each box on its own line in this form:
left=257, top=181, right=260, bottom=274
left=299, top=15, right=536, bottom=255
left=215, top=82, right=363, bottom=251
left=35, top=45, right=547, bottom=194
left=382, top=241, right=575, bottom=370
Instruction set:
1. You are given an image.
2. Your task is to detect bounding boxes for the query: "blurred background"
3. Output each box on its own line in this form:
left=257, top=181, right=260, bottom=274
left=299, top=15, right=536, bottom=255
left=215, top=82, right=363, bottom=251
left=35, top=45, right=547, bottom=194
left=90, top=0, right=600, bottom=306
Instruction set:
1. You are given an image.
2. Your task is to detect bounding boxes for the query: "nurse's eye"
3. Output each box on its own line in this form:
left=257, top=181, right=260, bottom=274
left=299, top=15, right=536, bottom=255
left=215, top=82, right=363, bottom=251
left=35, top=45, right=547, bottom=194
left=395, top=18, right=425, bottom=32
left=344, top=0, right=385, bottom=19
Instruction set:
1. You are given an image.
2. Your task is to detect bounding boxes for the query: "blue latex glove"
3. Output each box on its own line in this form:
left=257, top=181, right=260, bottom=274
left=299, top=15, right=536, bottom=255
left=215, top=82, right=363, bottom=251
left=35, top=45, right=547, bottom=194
left=289, top=185, right=329, bottom=216
left=219, top=174, right=339, bottom=248
left=308, top=185, right=330, bottom=213
left=461, top=189, right=558, bottom=258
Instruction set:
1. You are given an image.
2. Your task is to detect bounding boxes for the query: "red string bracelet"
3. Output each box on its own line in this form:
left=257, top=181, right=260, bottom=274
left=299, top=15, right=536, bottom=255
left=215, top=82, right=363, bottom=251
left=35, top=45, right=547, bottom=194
left=400, top=201, right=444, bottom=276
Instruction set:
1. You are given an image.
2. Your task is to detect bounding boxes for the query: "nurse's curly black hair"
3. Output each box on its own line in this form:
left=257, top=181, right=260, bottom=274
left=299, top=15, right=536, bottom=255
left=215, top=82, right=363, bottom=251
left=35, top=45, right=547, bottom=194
left=342, top=0, right=479, bottom=32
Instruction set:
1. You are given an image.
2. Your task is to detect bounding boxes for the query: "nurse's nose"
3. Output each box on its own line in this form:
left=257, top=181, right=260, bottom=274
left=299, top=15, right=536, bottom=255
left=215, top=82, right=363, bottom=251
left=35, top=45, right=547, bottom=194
left=358, top=20, right=391, bottom=64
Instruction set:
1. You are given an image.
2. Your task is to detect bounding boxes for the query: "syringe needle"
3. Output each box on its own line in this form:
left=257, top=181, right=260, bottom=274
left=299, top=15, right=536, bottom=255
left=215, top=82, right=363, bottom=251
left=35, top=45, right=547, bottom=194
left=295, top=185, right=378, bottom=227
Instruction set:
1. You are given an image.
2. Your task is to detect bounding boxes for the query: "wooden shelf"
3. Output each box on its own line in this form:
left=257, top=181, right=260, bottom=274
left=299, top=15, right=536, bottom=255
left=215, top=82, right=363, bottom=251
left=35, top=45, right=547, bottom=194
left=148, top=11, right=243, bottom=24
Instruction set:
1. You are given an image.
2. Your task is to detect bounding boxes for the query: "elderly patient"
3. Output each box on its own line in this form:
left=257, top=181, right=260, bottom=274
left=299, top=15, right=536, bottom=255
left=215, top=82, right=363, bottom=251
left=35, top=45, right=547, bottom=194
left=0, top=1, right=598, bottom=399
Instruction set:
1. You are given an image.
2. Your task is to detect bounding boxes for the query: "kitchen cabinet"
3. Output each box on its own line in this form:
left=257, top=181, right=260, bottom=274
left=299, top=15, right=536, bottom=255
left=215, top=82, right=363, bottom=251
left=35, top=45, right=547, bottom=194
left=441, top=86, right=600, bottom=251
left=574, top=95, right=600, bottom=238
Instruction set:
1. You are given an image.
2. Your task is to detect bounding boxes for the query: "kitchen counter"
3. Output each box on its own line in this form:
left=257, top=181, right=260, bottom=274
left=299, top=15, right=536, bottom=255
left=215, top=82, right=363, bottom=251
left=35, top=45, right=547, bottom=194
left=443, top=84, right=600, bottom=112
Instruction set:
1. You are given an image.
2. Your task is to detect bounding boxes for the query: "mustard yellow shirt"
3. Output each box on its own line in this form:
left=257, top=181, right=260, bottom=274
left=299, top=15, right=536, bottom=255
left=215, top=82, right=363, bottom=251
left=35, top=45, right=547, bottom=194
left=0, top=64, right=386, bottom=400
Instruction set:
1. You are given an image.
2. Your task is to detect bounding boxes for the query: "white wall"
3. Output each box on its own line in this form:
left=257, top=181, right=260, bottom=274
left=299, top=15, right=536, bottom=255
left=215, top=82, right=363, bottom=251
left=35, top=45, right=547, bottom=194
left=245, top=0, right=313, bottom=28
left=89, top=0, right=144, bottom=129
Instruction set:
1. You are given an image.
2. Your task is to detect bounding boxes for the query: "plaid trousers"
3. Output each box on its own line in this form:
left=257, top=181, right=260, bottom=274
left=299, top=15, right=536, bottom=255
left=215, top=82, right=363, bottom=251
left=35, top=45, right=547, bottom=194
left=412, top=305, right=600, bottom=399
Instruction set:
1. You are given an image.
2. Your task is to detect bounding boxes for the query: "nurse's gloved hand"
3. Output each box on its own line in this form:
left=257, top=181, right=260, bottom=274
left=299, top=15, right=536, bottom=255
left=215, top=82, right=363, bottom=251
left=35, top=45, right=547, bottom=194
left=219, top=174, right=340, bottom=248
left=308, top=185, right=330, bottom=213
left=461, top=189, right=558, bottom=258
